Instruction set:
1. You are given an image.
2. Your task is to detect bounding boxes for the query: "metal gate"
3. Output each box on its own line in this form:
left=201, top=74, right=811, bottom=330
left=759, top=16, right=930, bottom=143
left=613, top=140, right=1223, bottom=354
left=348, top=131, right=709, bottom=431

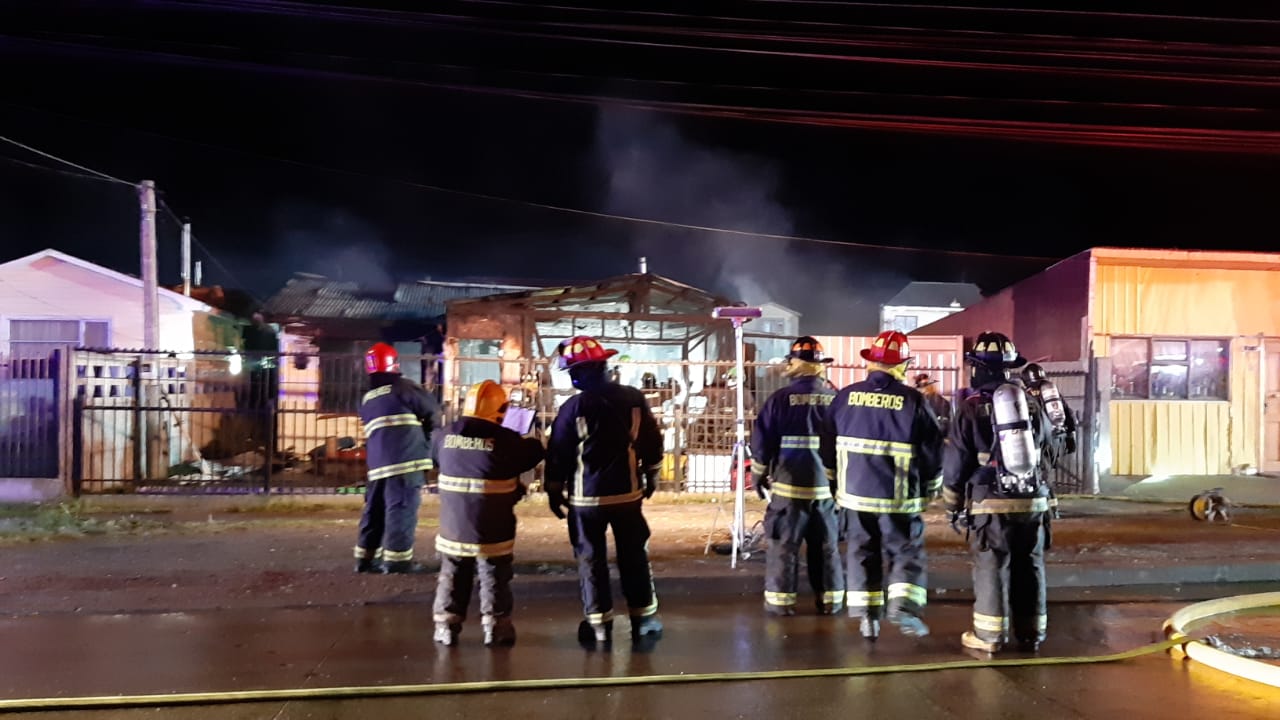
left=72, top=349, right=441, bottom=495
left=0, top=353, right=61, bottom=478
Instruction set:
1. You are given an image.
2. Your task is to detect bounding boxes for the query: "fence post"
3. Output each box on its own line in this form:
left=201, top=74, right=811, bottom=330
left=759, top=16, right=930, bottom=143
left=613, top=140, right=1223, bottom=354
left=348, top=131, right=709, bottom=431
left=1090, top=356, right=1111, bottom=494
left=131, top=356, right=144, bottom=484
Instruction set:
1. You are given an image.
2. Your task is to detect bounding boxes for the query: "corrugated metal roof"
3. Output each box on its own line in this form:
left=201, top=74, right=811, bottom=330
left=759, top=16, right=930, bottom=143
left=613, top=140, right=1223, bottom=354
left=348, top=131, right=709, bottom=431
left=884, top=282, right=983, bottom=309
left=447, top=273, right=734, bottom=314
left=263, top=275, right=537, bottom=321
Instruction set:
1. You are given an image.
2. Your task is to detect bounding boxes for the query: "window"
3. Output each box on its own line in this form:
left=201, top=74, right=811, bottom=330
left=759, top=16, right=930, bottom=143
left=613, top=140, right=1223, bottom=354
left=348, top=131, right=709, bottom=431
left=1110, top=337, right=1228, bottom=400
left=8, top=319, right=110, bottom=360
left=891, top=315, right=919, bottom=333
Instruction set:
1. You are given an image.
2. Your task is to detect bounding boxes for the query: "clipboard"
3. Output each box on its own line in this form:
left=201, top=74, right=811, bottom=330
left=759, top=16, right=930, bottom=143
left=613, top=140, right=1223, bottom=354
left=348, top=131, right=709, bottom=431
left=502, top=407, right=536, bottom=435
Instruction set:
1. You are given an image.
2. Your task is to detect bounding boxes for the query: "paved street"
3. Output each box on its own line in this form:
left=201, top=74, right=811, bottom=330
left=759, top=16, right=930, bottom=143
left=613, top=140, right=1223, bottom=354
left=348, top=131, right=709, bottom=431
left=2, top=589, right=1276, bottom=718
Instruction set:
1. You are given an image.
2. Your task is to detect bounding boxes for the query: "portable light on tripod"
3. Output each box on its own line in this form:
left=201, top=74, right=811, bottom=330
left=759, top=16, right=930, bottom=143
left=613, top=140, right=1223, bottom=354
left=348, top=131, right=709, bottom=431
left=711, top=305, right=762, bottom=568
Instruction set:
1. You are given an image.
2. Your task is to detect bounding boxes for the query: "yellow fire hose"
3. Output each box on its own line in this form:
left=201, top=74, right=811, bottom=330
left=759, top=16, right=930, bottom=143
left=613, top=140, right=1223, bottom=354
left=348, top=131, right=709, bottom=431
left=4, top=592, right=1277, bottom=713
left=0, top=637, right=1189, bottom=712
left=1163, top=591, right=1280, bottom=689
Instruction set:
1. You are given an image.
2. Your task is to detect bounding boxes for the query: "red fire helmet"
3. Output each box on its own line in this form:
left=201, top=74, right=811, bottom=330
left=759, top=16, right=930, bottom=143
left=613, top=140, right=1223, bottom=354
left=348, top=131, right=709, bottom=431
left=860, top=331, right=912, bottom=365
left=364, top=342, right=400, bottom=374
left=556, top=335, right=619, bottom=370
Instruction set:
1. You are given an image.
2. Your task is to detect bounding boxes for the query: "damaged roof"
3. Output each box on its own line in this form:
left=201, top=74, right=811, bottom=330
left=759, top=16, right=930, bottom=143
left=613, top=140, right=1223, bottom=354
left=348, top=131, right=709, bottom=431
left=447, top=272, right=735, bottom=315
left=883, top=282, right=983, bottom=309
left=263, top=273, right=538, bottom=321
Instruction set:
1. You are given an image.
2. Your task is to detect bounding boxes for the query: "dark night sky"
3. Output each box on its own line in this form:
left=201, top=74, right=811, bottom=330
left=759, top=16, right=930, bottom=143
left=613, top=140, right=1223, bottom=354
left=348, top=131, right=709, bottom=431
left=2, top=0, right=1279, bottom=334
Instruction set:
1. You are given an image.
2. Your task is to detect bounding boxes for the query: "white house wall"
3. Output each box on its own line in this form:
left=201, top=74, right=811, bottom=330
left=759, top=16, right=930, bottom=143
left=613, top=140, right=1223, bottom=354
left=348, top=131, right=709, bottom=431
left=0, top=256, right=198, bottom=354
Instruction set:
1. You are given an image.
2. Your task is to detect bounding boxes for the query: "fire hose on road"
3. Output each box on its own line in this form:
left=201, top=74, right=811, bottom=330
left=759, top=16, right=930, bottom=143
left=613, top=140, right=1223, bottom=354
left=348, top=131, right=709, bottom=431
left=3, top=593, right=1278, bottom=712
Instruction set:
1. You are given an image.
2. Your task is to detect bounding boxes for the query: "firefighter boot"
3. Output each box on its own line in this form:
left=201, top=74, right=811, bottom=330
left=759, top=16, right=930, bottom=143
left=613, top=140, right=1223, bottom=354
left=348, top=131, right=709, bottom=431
left=577, top=620, right=613, bottom=649
left=859, top=617, right=881, bottom=640
left=961, top=631, right=1002, bottom=653
left=434, top=622, right=461, bottom=647
left=382, top=560, right=430, bottom=575
left=483, top=617, right=517, bottom=648
left=631, top=615, right=664, bottom=641
left=354, top=559, right=379, bottom=574
left=889, top=612, right=930, bottom=638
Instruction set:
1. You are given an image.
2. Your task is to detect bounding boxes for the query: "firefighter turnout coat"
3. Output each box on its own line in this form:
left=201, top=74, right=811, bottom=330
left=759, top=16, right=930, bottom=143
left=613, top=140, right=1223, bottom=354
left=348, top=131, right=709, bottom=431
left=545, top=382, right=663, bottom=507
left=820, top=370, right=944, bottom=514
left=434, top=416, right=546, bottom=559
left=751, top=375, right=836, bottom=500
left=360, top=375, right=440, bottom=483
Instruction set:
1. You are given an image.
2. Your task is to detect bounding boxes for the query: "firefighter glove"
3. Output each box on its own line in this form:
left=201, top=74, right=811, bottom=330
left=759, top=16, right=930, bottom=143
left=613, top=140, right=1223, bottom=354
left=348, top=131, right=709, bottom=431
left=948, top=510, right=965, bottom=535
left=548, top=489, right=568, bottom=519
left=643, top=471, right=658, bottom=499
left=753, top=472, right=770, bottom=500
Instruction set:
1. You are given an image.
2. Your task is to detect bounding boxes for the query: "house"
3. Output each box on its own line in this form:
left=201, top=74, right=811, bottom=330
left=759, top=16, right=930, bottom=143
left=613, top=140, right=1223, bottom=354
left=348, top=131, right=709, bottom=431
left=918, top=247, right=1280, bottom=480
left=0, top=249, right=234, bottom=497
left=880, top=282, right=983, bottom=333
left=0, top=248, right=232, bottom=360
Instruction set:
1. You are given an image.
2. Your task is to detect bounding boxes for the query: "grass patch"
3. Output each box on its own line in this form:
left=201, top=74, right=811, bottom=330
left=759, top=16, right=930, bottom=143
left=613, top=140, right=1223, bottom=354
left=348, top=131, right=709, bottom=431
left=0, top=502, right=166, bottom=542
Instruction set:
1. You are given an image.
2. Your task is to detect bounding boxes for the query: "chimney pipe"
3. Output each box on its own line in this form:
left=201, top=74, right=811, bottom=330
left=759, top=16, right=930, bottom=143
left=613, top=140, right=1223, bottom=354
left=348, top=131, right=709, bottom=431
left=194, top=260, right=203, bottom=288
left=639, top=256, right=648, bottom=274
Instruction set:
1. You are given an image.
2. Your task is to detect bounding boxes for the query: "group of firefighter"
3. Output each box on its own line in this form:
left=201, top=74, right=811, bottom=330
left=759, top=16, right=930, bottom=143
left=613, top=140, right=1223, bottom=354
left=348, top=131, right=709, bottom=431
left=352, top=326, right=1076, bottom=655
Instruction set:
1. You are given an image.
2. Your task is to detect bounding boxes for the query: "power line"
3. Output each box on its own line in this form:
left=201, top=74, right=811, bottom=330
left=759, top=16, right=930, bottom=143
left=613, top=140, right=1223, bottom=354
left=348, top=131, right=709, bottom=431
left=0, top=152, right=132, bottom=185
left=5, top=102, right=1061, bottom=262
left=0, top=133, right=135, bottom=187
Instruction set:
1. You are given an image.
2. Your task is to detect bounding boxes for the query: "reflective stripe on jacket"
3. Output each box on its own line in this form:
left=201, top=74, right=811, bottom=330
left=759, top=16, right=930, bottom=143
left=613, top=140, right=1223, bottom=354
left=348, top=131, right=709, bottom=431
left=820, top=370, right=943, bottom=514
left=360, top=374, right=440, bottom=482
left=750, top=375, right=836, bottom=500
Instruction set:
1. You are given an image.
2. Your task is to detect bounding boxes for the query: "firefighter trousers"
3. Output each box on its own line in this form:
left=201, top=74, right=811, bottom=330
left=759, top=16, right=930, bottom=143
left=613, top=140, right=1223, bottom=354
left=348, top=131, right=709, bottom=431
left=845, top=511, right=927, bottom=619
left=355, top=471, right=424, bottom=563
left=764, top=496, right=844, bottom=611
left=432, top=553, right=514, bottom=625
left=567, top=504, right=658, bottom=625
left=968, top=511, right=1048, bottom=645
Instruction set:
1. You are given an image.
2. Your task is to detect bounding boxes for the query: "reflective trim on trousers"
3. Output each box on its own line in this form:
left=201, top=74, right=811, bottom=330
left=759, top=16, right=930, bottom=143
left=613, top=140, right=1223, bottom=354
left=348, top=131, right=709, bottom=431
left=437, top=475, right=519, bottom=494
left=586, top=610, right=615, bottom=625
left=970, top=497, right=1051, bottom=514
left=765, top=591, right=798, bottom=607
left=435, top=536, right=516, bottom=559
left=352, top=546, right=384, bottom=560
left=368, top=458, right=434, bottom=481
left=888, top=582, right=927, bottom=608
left=771, top=482, right=832, bottom=500
left=821, top=590, right=845, bottom=605
left=846, top=590, right=885, bottom=608
left=973, top=611, right=1007, bottom=634
left=630, top=600, right=660, bottom=617
left=383, top=547, right=414, bottom=562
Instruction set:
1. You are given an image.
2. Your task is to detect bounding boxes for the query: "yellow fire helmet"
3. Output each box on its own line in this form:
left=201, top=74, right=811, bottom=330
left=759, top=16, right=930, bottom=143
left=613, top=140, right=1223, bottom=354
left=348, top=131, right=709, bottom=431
left=463, top=380, right=509, bottom=425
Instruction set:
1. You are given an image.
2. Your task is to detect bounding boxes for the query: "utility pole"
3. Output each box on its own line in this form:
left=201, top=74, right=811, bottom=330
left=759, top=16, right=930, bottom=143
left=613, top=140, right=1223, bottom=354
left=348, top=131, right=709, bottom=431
left=139, top=180, right=159, bottom=350
left=181, top=220, right=192, bottom=297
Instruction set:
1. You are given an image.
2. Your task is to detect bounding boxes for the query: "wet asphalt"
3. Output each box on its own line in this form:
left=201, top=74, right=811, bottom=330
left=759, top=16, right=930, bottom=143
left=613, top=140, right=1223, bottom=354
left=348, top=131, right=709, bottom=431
left=2, top=585, right=1277, bottom=719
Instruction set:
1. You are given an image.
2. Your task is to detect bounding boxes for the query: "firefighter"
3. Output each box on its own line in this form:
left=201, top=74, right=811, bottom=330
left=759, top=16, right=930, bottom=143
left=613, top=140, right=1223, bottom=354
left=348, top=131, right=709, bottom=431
left=1021, top=363, right=1078, bottom=473
left=914, top=373, right=952, bottom=438
left=752, top=336, right=844, bottom=616
left=432, top=380, right=545, bottom=647
left=820, top=330, right=943, bottom=640
left=354, top=342, right=440, bottom=574
left=545, top=336, right=664, bottom=648
left=943, top=332, right=1053, bottom=653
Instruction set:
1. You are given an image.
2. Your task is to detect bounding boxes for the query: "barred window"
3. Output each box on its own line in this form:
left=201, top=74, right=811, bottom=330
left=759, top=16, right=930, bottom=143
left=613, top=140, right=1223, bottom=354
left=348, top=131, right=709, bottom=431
left=1110, top=337, right=1229, bottom=400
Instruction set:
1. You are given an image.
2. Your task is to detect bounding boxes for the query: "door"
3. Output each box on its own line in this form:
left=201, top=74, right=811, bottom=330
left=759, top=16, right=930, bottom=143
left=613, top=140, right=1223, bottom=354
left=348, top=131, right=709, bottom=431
left=1265, top=342, right=1280, bottom=473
